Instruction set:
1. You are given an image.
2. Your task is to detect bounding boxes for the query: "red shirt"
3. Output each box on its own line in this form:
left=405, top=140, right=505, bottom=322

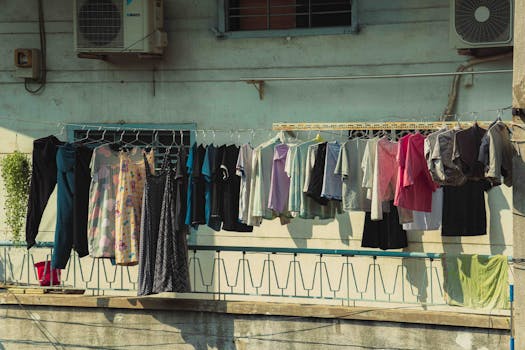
left=394, top=133, right=438, bottom=212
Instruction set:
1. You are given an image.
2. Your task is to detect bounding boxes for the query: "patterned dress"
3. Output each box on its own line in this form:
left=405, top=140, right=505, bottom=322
left=114, top=148, right=155, bottom=266
left=88, top=145, right=120, bottom=258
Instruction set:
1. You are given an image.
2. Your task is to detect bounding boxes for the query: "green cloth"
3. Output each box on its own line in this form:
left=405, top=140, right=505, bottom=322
left=443, top=254, right=509, bottom=309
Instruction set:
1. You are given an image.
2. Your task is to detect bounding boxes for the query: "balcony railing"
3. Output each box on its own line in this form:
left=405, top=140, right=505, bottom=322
left=0, top=241, right=511, bottom=311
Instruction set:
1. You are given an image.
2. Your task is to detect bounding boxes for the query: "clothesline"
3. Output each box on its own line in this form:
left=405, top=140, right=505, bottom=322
left=272, top=120, right=510, bottom=131
left=0, top=104, right=513, bottom=135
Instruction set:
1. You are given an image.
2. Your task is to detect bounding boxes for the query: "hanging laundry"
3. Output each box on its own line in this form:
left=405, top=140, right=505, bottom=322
left=88, top=144, right=121, bottom=258
left=185, top=143, right=207, bottom=228
left=138, top=152, right=170, bottom=296
left=52, top=143, right=92, bottom=269
left=202, top=144, right=216, bottom=225
left=402, top=187, right=443, bottom=231
left=479, top=121, right=515, bottom=186
left=429, top=129, right=466, bottom=186
left=221, top=144, right=253, bottom=232
left=452, top=123, right=486, bottom=180
left=247, top=138, right=279, bottom=226
left=174, top=146, right=189, bottom=232
left=392, top=134, right=413, bottom=224
left=268, top=143, right=290, bottom=214
left=334, top=138, right=371, bottom=212
left=236, top=143, right=253, bottom=224
left=424, top=127, right=446, bottom=184
left=441, top=179, right=491, bottom=236
left=394, top=133, right=438, bottom=213
left=287, top=140, right=340, bottom=219
left=26, top=135, right=64, bottom=249
left=370, top=137, right=398, bottom=221
left=361, top=201, right=407, bottom=250
left=321, top=141, right=342, bottom=201
left=114, top=148, right=155, bottom=266
left=73, top=145, right=93, bottom=258
left=305, top=142, right=329, bottom=205
left=361, top=137, right=378, bottom=202
left=153, top=149, right=190, bottom=294
left=204, top=144, right=225, bottom=231
left=443, top=254, right=509, bottom=309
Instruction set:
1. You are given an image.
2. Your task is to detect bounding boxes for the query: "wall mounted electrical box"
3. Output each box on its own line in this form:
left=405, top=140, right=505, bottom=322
left=14, top=48, right=41, bottom=79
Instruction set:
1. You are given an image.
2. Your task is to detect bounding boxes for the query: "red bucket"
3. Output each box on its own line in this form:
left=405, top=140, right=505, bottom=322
left=34, top=261, right=61, bottom=286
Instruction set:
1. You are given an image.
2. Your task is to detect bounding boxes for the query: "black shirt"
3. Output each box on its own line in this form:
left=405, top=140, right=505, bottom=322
left=453, top=124, right=487, bottom=180
left=306, top=142, right=329, bottom=205
left=208, top=144, right=225, bottom=231
left=174, top=146, right=188, bottom=232
left=190, top=144, right=207, bottom=227
left=221, top=145, right=253, bottom=232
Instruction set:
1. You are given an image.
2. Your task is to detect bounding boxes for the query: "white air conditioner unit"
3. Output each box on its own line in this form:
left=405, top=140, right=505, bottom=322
left=450, top=0, right=513, bottom=49
left=74, top=0, right=167, bottom=55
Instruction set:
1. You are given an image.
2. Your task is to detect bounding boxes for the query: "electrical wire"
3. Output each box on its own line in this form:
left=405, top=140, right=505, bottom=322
left=5, top=289, right=64, bottom=349
left=24, top=0, right=46, bottom=94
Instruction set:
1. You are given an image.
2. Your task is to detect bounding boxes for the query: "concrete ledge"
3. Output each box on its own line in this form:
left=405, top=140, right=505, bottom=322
left=0, top=293, right=510, bottom=331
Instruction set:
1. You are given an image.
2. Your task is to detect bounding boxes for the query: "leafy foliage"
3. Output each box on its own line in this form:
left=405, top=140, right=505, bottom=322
left=0, top=151, right=31, bottom=241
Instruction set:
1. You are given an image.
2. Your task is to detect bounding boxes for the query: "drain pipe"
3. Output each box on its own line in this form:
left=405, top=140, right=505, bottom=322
left=442, top=51, right=513, bottom=121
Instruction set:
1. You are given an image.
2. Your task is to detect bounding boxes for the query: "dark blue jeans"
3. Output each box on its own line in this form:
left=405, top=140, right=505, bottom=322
left=51, top=144, right=92, bottom=269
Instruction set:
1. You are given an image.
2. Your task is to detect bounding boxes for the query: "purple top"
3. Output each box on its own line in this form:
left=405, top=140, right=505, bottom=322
left=268, top=143, right=290, bottom=213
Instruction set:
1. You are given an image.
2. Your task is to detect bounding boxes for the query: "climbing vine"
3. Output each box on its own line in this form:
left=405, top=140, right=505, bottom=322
left=0, top=151, right=31, bottom=242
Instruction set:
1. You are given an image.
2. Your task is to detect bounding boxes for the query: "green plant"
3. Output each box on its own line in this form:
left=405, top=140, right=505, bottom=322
left=0, top=151, right=31, bottom=242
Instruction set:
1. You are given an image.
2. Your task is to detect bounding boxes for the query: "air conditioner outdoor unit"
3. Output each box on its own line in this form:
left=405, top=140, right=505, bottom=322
left=74, top=0, right=167, bottom=55
left=450, top=0, right=513, bottom=49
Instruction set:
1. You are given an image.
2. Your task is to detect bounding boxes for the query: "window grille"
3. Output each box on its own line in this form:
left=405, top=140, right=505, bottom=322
left=226, top=0, right=354, bottom=32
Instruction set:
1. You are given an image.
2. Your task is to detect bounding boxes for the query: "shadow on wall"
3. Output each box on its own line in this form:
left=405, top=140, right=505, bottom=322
left=487, top=186, right=510, bottom=256
left=95, top=299, right=237, bottom=350
left=403, top=232, right=428, bottom=307
left=285, top=213, right=353, bottom=249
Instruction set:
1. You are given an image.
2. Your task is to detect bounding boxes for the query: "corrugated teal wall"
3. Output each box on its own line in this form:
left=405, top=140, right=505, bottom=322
left=0, top=0, right=514, bottom=257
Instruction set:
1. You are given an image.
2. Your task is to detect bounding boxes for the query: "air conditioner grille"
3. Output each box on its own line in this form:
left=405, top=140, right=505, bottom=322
left=77, top=0, right=124, bottom=48
left=455, top=0, right=511, bottom=44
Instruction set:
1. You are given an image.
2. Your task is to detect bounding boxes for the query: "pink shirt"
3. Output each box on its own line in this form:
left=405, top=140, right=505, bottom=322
left=370, top=138, right=399, bottom=221
left=394, top=133, right=437, bottom=212
left=376, top=138, right=398, bottom=201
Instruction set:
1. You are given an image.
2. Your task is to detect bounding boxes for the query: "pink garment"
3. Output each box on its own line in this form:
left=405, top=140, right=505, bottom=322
left=394, top=133, right=437, bottom=212
left=376, top=138, right=398, bottom=201
left=268, top=143, right=290, bottom=213
left=370, top=138, right=399, bottom=221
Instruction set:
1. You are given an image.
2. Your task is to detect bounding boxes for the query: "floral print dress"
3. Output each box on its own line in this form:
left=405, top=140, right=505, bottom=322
left=88, top=145, right=120, bottom=258
left=114, top=148, right=155, bottom=265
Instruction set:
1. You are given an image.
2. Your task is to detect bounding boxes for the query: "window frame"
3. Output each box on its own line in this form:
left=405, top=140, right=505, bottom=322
left=215, top=0, right=359, bottom=39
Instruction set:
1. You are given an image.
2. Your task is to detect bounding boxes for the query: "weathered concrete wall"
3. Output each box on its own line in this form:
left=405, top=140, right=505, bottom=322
left=0, top=304, right=510, bottom=350
left=512, top=0, right=525, bottom=348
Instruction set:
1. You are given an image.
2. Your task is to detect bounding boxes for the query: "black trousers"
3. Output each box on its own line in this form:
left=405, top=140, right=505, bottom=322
left=26, top=136, right=64, bottom=249
left=73, top=145, right=93, bottom=257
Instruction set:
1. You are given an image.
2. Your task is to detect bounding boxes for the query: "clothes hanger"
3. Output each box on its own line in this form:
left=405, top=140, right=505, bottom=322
left=56, top=123, right=66, bottom=141
left=84, top=129, right=107, bottom=146
left=74, top=128, right=91, bottom=144
left=179, top=130, right=184, bottom=148
left=314, top=131, right=324, bottom=143
left=126, top=130, right=149, bottom=148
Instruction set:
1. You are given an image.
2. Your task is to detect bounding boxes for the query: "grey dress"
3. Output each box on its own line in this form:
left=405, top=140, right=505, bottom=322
left=138, top=152, right=169, bottom=296
left=152, top=148, right=191, bottom=294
